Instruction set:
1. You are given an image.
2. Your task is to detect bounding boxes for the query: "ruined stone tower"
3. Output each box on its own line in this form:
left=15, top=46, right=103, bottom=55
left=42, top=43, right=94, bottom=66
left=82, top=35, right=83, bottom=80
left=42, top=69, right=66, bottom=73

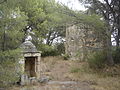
left=65, top=24, right=104, bottom=60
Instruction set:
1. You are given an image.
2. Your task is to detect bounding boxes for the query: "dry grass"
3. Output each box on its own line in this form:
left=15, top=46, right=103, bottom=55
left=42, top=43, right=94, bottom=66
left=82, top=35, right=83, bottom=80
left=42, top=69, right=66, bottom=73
left=42, top=56, right=63, bottom=67
left=41, top=56, right=73, bottom=81
left=41, top=56, right=64, bottom=71
left=42, top=57, right=120, bottom=90
left=10, top=56, right=120, bottom=90
left=70, top=62, right=120, bottom=90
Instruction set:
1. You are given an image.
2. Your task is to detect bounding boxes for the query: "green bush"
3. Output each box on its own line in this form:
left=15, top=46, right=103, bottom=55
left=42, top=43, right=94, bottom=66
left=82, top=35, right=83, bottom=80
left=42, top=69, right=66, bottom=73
left=112, top=48, right=120, bottom=64
left=38, top=43, right=65, bottom=57
left=0, top=49, right=21, bottom=88
left=88, top=50, right=106, bottom=69
left=38, top=44, right=58, bottom=57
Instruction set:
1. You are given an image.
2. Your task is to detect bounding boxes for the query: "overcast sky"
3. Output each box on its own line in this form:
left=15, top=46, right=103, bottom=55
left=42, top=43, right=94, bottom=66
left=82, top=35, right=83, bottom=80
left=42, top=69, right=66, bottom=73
left=55, top=0, right=86, bottom=11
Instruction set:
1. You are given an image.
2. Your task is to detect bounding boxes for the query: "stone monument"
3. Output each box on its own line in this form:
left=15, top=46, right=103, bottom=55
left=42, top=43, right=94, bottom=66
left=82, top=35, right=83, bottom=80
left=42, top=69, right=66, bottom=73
left=19, top=40, right=41, bottom=85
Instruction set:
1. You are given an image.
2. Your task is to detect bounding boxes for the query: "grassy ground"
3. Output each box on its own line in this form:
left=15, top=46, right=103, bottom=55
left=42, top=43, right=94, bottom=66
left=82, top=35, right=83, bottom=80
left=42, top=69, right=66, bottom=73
left=42, top=56, right=120, bottom=90
left=69, top=61, right=120, bottom=90
left=10, top=56, right=120, bottom=90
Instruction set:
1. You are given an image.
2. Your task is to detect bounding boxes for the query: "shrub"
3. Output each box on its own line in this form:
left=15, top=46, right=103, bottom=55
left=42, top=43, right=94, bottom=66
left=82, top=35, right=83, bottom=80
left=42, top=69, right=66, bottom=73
left=39, top=44, right=58, bottom=57
left=38, top=43, right=65, bottom=57
left=0, top=49, right=21, bottom=88
left=88, top=50, right=106, bottom=69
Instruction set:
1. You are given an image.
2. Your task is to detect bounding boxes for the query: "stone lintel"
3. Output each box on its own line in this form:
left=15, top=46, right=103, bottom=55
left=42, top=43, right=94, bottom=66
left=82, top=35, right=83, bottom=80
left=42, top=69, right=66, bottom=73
left=23, top=52, right=41, bottom=57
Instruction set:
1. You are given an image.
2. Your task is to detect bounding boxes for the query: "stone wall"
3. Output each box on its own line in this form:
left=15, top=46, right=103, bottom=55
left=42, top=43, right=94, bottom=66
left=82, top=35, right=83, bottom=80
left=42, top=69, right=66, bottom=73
left=65, top=24, right=104, bottom=61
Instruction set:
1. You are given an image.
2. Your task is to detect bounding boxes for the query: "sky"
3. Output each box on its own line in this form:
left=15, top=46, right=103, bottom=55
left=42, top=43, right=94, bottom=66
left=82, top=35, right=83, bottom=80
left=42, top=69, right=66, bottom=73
left=55, top=0, right=86, bottom=11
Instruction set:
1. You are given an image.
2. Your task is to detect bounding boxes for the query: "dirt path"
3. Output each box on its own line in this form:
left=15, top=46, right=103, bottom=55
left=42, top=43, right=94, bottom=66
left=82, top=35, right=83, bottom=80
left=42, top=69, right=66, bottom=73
left=16, top=81, right=93, bottom=90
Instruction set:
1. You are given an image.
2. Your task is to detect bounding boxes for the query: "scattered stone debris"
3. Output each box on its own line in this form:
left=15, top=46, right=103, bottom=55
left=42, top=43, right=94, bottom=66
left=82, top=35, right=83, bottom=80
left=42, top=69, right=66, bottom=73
left=38, top=76, right=50, bottom=84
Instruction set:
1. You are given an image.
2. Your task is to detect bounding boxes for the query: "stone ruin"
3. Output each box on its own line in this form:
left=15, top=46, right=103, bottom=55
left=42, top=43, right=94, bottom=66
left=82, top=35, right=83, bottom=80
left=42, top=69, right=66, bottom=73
left=65, top=24, right=104, bottom=61
left=19, top=40, right=41, bottom=85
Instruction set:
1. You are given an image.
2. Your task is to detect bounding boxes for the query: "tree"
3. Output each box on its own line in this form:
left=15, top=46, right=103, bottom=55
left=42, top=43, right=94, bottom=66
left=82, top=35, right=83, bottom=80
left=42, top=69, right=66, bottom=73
left=18, top=0, right=73, bottom=47
left=0, top=0, right=7, bottom=4
left=79, top=0, right=115, bottom=65
left=0, top=50, right=21, bottom=87
left=0, top=0, right=27, bottom=87
left=0, top=0, right=28, bottom=51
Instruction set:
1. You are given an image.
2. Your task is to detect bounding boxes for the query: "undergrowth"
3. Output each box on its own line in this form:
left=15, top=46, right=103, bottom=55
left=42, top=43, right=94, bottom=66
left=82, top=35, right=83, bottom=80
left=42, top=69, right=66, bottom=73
left=71, top=62, right=120, bottom=77
left=70, top=62, right=120, bottom=90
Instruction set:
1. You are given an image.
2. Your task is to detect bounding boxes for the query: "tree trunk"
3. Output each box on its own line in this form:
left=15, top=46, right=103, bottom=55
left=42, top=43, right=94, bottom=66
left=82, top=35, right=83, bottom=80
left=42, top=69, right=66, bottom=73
left=116, top=28, right=120, bottom=48
left=106, top=30, right=114, bottom=65
left=115, top=1, right=120, bottom=49
left=46, top=32, right=52, bottom=45
left=105, top=10, right=114, bottom=65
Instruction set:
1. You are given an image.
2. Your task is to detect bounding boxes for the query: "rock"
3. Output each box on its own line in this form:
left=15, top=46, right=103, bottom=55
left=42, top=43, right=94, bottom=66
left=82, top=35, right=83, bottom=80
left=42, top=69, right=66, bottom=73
left=29, top=77, right=37, bottom=84
left=38, top=76, right=50, bottom=83
left=20, top=74, right=29, bottom=85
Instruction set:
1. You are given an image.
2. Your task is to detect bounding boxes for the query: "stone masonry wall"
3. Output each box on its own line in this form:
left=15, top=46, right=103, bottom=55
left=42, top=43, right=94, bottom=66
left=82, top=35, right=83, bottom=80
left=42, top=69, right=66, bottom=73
left=65, top=24, right=104, bottom=61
